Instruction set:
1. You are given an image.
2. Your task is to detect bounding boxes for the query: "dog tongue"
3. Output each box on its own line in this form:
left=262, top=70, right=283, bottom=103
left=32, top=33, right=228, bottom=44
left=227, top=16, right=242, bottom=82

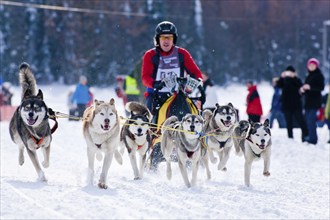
left=223, top=120, right=231, bottom=126
left=259, top=144, right=265, bottom=149
left=27, top=118, right=36, bottom=125
left=102, top=124, right=110, bottom=130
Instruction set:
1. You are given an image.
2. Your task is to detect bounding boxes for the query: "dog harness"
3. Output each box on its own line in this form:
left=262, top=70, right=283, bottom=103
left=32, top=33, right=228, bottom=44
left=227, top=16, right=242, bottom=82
left=30, top=116, right=58, bottom=147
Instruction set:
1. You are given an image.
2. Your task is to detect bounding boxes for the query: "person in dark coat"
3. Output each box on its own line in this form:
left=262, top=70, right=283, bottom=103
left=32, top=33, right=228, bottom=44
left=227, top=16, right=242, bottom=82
left=246, top=81, right=263, bottom=122
left=300, top=58, right=325, bottom=144
left=276, top=66, right=309, bottom=142
left=269, top=77, right=286, bottom=128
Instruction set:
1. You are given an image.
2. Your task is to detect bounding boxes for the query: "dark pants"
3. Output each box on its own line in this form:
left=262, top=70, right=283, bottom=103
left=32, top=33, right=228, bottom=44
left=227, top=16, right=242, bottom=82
left=305, top=109, right=318, bottom=144
left=145, top=92, right=171, bottom=122
left=77, top=104, right=87, bottom=117
left=269, top=110, right=287, bottom=128
left=284, top=110, right=308, bottom=141
left=248, top=114, right=261, bottom=123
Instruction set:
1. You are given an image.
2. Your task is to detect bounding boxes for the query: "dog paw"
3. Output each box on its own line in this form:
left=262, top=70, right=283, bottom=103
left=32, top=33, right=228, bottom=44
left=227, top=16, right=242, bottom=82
left=18, top=157, right=24, bottom=166
left=42, top=161, right=49, bottom=168
left=98, top=182, right=108, bottom=189
left=263, top=171, right=271, bottom=176
left=38, top=172, right=47, bottom=182
left=218, top=166, right=227, bottom=172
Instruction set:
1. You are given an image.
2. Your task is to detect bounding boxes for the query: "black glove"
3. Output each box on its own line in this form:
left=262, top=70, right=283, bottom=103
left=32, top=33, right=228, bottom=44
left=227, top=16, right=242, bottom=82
left=198, top=85, right=206, bottom=105
left=153, top=81, right=165, bottom=91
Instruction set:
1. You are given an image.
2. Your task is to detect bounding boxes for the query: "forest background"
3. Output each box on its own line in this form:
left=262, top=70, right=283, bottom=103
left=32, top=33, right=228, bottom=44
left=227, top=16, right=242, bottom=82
left=1, top=0, right=329, bottom=91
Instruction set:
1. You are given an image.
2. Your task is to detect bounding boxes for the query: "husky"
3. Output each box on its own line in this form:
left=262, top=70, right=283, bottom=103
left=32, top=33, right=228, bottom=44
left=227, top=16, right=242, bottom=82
left=161, top=114, right=204, bottom=188
left=201, top=103, right=238, bottom=179
left=120, top=101, right=152, bottom=180
left=82, top=98, right=123, bottom=189
left=9, top=63, right=54, bottom=181
left=233, top=119, right=272, bottom=187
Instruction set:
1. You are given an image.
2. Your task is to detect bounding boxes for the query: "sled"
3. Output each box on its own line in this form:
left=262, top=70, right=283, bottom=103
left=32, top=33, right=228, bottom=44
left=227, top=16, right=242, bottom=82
left=147, top=76, right=202, bottom=170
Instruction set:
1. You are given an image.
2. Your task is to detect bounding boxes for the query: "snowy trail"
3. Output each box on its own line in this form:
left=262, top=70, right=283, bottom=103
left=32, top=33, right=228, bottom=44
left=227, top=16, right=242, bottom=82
left=1, top=84, right=329, bottom=219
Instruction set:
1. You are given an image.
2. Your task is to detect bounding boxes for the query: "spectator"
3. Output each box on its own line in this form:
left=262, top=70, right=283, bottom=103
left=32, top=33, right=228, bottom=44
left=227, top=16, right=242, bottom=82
left=324, top=86, right=330, bottom=143
left=300, top=58, right=325, bottom=145
left=201, top=72, right=219, bottom=112
left=124, top=73, right=141, bottom=103
left=0, top=82, right=13, bottom=106
left=246, top=80, right=263, bottom=123
left=116, top=73, right=141, bottom=116
left=269, top=77, right=286, bottom=128
left=115, top=75, right=128, bottom=107
left=277, top=65, right=309, bottom=142
left=71, top=75, right=93, bottom=118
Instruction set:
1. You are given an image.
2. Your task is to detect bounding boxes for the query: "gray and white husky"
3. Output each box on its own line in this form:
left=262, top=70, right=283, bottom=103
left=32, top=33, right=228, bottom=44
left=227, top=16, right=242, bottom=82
left=9, top=63, right=52, bottom=181
left=120, top=101, right=152, bottom=180
left=161, top=114, right=204, bottom=188
left=233, top=119, right=272, bottom=187
left=201, top=103, right=238, bottom=179
left=82, top=98, right=123, bottom=189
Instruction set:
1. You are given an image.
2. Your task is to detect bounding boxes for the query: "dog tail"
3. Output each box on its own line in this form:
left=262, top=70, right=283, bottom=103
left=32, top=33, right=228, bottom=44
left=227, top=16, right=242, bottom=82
left=19, top=62, right=37, bottom=100
left=125, top=101, right=151, bottom=120
left=161, top=115, right=178, bottom=134
left=202, top=109, right=213, bottom=123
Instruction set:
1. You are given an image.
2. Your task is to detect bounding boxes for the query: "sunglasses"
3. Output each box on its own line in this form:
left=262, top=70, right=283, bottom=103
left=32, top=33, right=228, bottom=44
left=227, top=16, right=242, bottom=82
left=159, top=35, right=174, bottom=41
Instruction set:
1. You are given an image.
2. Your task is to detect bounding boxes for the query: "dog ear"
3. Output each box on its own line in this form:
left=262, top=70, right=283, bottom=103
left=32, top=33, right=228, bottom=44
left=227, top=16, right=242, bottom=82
left=263, top=118, right=270, bottom=127
left=36, top=89, right=43, bottom=100
left=228, top=102, right=233, bottom=108
left=215, top=103, right=220, bottom=109
left=202, top=109, right=212, bottom=122
left=240, top=120, right=250, bottom=131
left=110, top=98, right=115, bottom=105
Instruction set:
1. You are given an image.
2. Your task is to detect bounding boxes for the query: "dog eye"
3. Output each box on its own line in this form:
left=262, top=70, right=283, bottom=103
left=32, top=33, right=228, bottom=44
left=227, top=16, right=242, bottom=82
left=109, top=113, right=113, bottom=116
left=187, top=119, right=191, bottom=123
left=24, top=106, right=30, bottom=111
left=100, top=113, right=104, bottom=116
left=34, top=106, right=41, bottom=111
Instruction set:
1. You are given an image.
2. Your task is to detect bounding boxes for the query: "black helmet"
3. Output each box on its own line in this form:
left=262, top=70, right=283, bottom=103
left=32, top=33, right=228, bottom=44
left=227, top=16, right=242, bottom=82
left=155, top=21, right=177, bottom=36
left=154, top=21, right=178, bottom=45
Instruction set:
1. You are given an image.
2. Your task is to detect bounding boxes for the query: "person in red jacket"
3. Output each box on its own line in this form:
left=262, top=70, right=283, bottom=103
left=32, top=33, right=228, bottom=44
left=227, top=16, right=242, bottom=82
left=246, top=80, right=263, bottom=122
left=141, top=21, right=203, bottom=115
left=141, top=21, right=204, bottom=171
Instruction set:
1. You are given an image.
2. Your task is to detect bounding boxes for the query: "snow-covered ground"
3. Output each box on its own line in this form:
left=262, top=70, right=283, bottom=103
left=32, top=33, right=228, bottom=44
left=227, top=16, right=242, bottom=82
left=1, top=83, right=329, bottom=219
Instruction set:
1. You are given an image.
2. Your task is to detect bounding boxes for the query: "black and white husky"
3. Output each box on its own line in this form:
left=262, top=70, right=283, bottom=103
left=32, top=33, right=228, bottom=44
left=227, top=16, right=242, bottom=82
left=161, top=114, right=204, bottom=188
left=201, top=103, right=238, bottom=179
left=9, top=63, right=53, bottom=181
left=233, top=119, right=272, bottom=187
left=120, top=102, right=152, bottom=180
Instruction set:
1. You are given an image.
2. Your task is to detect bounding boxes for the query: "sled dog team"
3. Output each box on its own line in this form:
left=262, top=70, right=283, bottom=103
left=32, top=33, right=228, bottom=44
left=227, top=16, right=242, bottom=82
left=9, top=63, right=272, bottom=189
